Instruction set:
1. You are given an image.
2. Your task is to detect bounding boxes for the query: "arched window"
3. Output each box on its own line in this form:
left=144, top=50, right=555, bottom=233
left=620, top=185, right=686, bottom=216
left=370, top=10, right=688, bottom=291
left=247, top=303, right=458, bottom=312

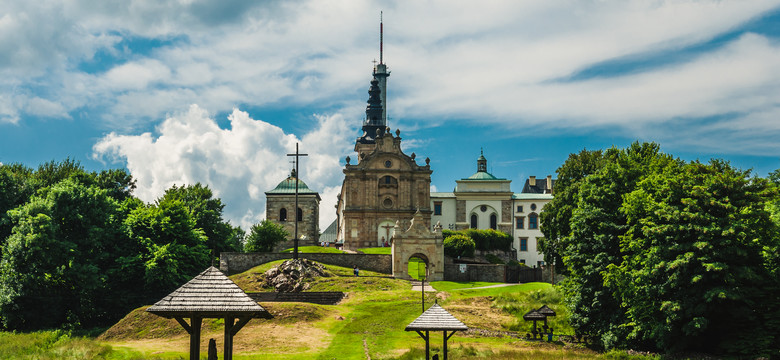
left=297, top=208, right=303, bottom=222
left=490, top=213, right=497, bottom=230
left=279, top=208, right=287, bottom=222
left=528, top=213, right=538, bottom=229
left=470, top=214, right=478, bottom=229
left=379, top=175, right=398, bottom=187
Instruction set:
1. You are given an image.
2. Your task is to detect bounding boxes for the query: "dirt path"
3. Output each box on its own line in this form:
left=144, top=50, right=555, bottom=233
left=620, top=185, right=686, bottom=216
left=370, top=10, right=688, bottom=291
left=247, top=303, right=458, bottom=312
left=453, top=283, right=517, bottom=290
left=409, top=280, right=435, bottom=292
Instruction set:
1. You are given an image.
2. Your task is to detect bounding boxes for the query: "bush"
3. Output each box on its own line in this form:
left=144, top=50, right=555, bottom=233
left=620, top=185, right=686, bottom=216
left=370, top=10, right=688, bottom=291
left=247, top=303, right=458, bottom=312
left=447, top=228, right=512, bottom=251
left=443, top=234, right=475, bottom=258
left=485, top=254, right=505, bottom=264
left=244, top=220, right=289, bottom=252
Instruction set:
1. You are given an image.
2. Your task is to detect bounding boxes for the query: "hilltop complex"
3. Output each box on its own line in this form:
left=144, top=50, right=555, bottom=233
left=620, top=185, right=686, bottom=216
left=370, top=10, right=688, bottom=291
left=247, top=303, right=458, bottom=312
left=268, top=21, right=555, bottom=265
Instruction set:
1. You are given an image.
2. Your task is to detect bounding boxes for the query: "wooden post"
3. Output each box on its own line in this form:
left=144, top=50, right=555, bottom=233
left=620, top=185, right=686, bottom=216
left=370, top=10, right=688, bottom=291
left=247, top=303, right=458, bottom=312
left=425, top=330, right=430, bottom=360
left=443, top=331, right=447, bottom=360
left=190, top=317, right=202, bottom=360
left=224, top=317, right=234, bottom=360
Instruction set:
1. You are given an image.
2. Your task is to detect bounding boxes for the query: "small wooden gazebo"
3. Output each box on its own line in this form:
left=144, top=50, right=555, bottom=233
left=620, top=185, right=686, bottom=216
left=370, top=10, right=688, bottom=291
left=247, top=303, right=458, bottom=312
left=523, top=309, right=546, bottom=334
left=537, top=304, right=556, bottom=327
left=405, top=302, right=468, bottom=360
left=147, top=266, right=272, bottom=360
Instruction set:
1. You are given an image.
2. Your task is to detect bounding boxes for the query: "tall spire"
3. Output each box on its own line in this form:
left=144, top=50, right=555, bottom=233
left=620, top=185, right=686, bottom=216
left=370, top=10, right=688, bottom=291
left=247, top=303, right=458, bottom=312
left=373, top=11, right=390, bottom=126
left=380, top=11, right=383, bottom=65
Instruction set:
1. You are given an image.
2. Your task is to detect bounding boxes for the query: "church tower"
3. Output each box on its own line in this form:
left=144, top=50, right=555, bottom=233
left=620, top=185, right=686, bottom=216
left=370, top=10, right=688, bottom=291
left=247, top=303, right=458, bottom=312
left=336, top=19, right=433, bottom=250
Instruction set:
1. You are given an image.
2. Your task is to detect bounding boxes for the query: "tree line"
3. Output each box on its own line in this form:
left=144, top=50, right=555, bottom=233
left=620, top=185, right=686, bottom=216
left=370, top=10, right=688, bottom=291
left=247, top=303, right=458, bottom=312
left=0, top=159, right=243, bottom=331
left=540, top=142, right=780, bottom=357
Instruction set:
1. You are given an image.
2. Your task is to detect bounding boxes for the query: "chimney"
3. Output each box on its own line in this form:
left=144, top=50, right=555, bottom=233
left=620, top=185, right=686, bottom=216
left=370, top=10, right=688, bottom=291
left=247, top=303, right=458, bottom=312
left=529, top=176, right=536, bottom=187
left=547, top=175, right=552, bottom=193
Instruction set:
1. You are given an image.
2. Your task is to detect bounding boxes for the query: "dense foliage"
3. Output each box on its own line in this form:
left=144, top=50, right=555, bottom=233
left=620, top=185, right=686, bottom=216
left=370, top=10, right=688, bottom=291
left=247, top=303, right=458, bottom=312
left=541, top=142, right=780, bottom=357
left=442, top=228, right=512, bottom=253
left=443, top=234, right=475, bottom=258
left=244, top=219, right=289, bottom=252
left=0, top=160, right=241, bottom=331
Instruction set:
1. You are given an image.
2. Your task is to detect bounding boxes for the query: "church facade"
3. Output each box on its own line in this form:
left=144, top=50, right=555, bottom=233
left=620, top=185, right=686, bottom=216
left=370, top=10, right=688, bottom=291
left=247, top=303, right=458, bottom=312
left=334, top=67, right=433, bottom=250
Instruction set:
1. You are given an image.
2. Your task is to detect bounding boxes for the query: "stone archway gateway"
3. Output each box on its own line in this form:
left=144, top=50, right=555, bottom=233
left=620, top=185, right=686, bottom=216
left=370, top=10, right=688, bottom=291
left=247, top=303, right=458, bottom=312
left=391, top=210, right=444, bottom=281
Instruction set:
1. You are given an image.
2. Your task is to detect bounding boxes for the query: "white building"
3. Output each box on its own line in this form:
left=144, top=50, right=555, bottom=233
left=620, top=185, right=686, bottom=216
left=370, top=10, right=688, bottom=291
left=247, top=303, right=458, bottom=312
left=430, top=151, right=554, bottom=266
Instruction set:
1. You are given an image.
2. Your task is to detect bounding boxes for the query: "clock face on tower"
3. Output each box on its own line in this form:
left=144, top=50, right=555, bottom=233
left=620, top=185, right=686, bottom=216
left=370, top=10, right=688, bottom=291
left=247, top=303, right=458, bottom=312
left=384, top=160, right=392, bottom=168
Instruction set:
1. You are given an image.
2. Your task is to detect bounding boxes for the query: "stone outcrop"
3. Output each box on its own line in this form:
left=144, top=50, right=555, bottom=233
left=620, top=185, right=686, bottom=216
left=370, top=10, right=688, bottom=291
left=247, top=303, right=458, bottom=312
left=263, top=259, right=329, bottom=292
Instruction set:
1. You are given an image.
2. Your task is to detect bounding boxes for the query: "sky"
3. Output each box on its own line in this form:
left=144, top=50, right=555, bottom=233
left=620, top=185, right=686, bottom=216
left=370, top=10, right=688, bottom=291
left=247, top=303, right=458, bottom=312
left=2, top=1, right=780, bottom=231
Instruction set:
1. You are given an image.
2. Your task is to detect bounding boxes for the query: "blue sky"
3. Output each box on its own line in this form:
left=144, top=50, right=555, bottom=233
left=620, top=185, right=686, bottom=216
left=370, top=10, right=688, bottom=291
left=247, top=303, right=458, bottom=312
left=2, top=1, right=780, bottom=229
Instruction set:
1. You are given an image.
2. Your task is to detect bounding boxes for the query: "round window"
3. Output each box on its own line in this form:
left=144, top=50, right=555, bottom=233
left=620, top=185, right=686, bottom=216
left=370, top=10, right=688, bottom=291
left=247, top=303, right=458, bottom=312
left=383, top=198, right=393, bottom=208
left=384, top=160, right=392, bottom=168
left=530, top=203, right=537, bottom=211
left=480, top=205, right=487, bottom=212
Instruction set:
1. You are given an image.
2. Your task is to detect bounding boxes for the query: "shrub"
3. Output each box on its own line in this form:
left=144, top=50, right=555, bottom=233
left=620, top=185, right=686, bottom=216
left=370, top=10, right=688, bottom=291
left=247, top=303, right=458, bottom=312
left=244, top=220, right=289, bottom=252
left=485, top=254, right=505, bottom=264
left=443, top=234, right=475, bottom=258
left=456, top=228, right=512, bottom=251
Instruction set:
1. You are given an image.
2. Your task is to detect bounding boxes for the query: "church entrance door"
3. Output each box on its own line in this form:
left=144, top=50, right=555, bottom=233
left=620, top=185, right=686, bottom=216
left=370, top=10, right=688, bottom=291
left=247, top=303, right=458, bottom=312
left=407, top=254, right=429, bottom=281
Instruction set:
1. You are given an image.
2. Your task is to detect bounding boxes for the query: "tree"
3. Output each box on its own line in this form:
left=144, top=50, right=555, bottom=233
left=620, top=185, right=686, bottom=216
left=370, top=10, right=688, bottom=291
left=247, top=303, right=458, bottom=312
left=0, top=163, right=36, bottom=246
left=539, top=148, right=609, bottom=271
left=244, top=220, right=289, bottom=253
left=121, top=199, right=210, bottom=299
left=607, top=160, right=779, bottom=355
left=559, top=142, right=679, bottom=349
left=0, top=179, right=124, bottom=330
left=157, top=184, right=242, bottom=254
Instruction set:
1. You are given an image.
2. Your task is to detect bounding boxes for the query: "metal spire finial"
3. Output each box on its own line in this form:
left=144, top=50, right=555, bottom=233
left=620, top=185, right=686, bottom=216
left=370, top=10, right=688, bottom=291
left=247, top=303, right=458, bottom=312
left=380, top=11, right=383, bottom=64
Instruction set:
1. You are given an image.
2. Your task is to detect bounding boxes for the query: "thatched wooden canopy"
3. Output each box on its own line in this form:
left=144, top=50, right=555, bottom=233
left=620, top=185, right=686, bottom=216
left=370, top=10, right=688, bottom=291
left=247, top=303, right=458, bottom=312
left=147, top=266, right=272, bottom=360
left=523, top=309, right=546, bottom=333
left=405, top=302, right=468, bottom=360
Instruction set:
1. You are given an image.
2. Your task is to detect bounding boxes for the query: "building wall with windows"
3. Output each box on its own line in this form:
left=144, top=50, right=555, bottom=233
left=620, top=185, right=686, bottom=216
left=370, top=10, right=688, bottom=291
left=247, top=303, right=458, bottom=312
left=430, top=152, right=554, bottom=266
left=265, top=170, right=321, bottom=249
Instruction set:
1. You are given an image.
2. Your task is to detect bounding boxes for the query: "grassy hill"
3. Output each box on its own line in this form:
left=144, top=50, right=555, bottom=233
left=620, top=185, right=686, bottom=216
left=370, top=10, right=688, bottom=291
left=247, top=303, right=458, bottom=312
left=1, top=260, right=661, bottom=359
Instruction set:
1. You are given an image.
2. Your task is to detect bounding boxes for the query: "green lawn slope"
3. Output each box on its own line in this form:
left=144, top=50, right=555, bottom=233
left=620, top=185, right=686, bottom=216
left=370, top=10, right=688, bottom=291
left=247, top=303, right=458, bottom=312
left=1, top=259, right=661, bottom=359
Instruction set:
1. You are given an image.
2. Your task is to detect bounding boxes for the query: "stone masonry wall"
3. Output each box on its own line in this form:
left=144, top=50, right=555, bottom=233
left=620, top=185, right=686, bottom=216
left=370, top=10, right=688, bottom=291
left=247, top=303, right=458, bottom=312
left=444, top=263, right=506, bottom=282
left=220, top=252, right=392, bottom=275
left=501, top=200, right=512, bottom=223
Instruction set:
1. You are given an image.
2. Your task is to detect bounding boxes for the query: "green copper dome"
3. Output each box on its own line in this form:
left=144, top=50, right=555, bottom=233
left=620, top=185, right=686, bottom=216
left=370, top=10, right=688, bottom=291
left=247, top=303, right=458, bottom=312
left=465, top=171, right=501, bottom=180
left=266, top=170, right=318, bottom=195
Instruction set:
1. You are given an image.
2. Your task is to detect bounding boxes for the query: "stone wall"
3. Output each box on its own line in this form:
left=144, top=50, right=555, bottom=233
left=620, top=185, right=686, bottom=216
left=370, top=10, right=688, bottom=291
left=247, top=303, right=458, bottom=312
left=266, top=193, right=320, bottom=244
left=247, top=291, right=345, bottom=305
left=475, top=249, right=517, bottom=264
left=220, top=252, right=392, bottom=275
left=444, top=263, right=507, bottom=283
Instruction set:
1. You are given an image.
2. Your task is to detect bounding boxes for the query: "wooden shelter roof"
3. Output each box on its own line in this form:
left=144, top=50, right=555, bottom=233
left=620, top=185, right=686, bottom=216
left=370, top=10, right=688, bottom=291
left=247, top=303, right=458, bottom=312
left=523, top=309, right=546, bottom=321
left=537, top=305, right=556, bottom=317
left=405, top=303, right=468, bottom=332
left=147, top=266, right=271, bottom=319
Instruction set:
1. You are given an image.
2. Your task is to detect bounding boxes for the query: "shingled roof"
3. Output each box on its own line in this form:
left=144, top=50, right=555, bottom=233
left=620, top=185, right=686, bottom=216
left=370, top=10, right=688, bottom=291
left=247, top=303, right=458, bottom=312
left=405, top=303, right=468, bottom=332
left=147, top=266, right=271, bottom=319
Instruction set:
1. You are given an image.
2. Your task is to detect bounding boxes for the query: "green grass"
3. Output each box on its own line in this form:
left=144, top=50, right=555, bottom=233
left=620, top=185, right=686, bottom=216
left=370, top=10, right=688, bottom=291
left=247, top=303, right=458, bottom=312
left=4, top=262, right=665, bottom=360
left=356, top=247, right=391, bottom=254
left=281, top=246, right=344, bottom=253
left=0, top=330, right=163, bottom=360
left=430, top=281, right=504, bottom=291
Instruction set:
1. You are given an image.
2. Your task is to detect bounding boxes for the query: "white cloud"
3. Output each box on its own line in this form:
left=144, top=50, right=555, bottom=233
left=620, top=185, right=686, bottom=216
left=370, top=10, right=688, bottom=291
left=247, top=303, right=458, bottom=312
left=93, top=104, right=352, bottom=230
left=4, top=0, right=780, bottom=157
